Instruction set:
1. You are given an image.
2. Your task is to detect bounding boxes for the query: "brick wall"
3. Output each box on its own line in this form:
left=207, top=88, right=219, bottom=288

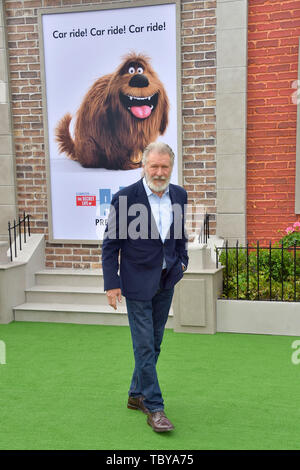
left=4, top=0, right=217, bottom=268
left=247, top=0, right=300, bottom=245
left=0, top=1, right=17, bottom=241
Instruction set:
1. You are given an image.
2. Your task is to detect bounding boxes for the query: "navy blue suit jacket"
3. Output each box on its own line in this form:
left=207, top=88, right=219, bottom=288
left=102, top=178, right=189, bottom=301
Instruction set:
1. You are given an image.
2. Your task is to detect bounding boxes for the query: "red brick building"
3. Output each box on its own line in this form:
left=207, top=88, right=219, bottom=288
left=247, top=0, right=300, bottom=244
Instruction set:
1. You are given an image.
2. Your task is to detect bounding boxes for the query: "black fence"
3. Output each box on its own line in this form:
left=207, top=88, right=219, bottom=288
left=198, top=213, right=210, bottom=244
left=8, top=212, right=31, bottom=262
left=216, top=240, right=300, bottom=302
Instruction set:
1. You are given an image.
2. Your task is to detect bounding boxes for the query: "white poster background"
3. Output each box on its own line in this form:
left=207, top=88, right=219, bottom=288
left=42, top=3, right=178, bottom=241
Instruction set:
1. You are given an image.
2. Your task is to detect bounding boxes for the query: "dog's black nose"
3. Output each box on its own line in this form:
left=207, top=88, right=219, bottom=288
left=129, top=74, right=149, bottom=88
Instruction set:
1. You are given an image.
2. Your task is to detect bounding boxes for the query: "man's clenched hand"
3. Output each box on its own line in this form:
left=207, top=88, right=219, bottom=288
left=106, top=288, right=122, bottom=310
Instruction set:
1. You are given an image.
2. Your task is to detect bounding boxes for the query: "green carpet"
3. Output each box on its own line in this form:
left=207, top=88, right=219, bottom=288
left=0, top=321, right=299, bottom=450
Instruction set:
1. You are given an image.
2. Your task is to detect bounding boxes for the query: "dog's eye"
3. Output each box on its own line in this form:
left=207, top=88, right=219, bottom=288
left=128, top=66, right=135, bottom=74
left=137, top=67, right=144, bottom=74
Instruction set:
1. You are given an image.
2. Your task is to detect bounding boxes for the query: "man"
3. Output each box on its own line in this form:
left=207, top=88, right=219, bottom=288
left=102, top=142, right=188, bottom=432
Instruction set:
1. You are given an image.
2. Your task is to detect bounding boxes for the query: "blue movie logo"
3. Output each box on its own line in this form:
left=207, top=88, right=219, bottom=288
left=99, top=188, right=124, bottom=217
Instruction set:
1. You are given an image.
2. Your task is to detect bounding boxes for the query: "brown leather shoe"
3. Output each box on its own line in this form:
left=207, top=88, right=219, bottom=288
left=147, top=411, right=175, bottom=432
left=127, top=396, right=149, bottom=414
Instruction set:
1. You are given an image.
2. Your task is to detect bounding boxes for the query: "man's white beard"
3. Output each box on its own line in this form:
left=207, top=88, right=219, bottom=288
left=145, top=174, right=171, bottom=193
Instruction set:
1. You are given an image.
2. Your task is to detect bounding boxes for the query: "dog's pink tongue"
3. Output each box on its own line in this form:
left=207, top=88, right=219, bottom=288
left=130, top=105, right=152, bottom=119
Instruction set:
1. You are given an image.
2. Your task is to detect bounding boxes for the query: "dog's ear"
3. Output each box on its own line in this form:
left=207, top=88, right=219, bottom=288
left=159, top=88, right=169, bottom=135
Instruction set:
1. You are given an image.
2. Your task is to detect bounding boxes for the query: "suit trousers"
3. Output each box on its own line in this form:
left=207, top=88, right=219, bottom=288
left=125, top=276, right=174, bottom=413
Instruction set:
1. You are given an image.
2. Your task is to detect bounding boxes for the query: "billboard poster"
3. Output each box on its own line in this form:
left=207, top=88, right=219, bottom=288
left=40, top=1, right=179, bottom=242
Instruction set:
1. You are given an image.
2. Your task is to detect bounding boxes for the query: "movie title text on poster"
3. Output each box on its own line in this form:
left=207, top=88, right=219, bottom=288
left=52, top=22, right=166, bottom=39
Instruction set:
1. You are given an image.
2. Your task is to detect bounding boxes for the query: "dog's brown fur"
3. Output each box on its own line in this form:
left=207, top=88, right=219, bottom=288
left=55, top=53, right=169, bottom=170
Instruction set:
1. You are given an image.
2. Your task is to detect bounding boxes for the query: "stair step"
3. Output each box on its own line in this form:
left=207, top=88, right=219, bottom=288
left=25, top=285, right=107, bottom=305
left=15, top=267, right=173, bottom=327
left=14, top=302, right=129, bottom=326
left=14, top=302, right=174, bottom=328
left=35, top=268, right=103, bottom=288
left=27, top=285, right=105, bottom=293
left=15, top=302, right=127, bottom=314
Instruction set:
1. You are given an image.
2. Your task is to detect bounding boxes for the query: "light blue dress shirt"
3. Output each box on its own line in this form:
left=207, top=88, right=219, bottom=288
left=143, top=177, right=173, bottom=269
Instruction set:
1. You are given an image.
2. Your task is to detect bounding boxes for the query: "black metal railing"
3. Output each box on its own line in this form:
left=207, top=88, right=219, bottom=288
left=198, top=213, right=210, bottom=244
left=216, top=240, right=300, bottom=302
left=8, top=212, right=31, bottom=262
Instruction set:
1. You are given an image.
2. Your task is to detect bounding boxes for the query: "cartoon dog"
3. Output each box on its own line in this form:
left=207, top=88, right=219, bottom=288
left=55, top=53, right=169, bottom=170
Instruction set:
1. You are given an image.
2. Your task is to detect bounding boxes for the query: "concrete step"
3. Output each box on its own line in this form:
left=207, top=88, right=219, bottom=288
left=14, top=302, right=129, bottom=326
left=14, top=302, right=174, bottom=328
left=35, top=268, right=103, bottom=288
left=14, top=267, right=173, bottom=327
left=25, top=285, right=107, bottom=305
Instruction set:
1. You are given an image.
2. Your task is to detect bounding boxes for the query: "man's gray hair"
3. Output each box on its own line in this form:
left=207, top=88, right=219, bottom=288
left=142, top=142, right=175, bottom=166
